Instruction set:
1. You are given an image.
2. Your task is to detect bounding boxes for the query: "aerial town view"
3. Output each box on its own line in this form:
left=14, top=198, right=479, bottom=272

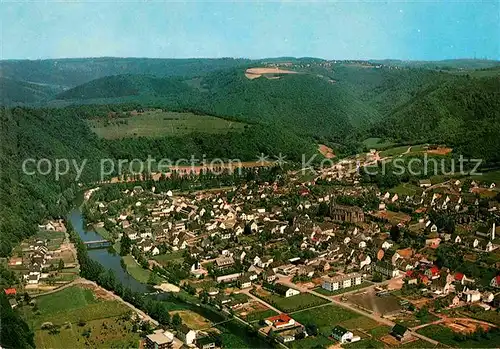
left=1, top=2, right=500, bottom=349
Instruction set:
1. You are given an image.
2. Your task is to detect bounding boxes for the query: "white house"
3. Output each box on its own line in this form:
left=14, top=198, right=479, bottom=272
left=332, top=326, right=353, bottom=344
left=151, top=247, right=160, bottom=256
left=462, top=290, right=481, bottom=303
left=177, top=325, right=196, bottom=345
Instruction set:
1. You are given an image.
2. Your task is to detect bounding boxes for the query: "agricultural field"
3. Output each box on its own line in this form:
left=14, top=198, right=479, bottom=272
left=455, top=307, right=500, bottom=327
left=291, top=304, right=361, bottom=335
left=187, top=279, right=217, bottom=291
left=345, top=326, right=392, bottom=349
left=347, top=290, right=403, bottom=315
left=471, top=169, right=500, bottom=186
left=288, top=335, right=333, bottom=349
left=216, top=319, right=270, bottom=348
left=389, top=183, right=422, bottom=196
left=234, top=300, right=278, bottom=322
left=290, top=304, right=379, bottom=349
left=254, top=288, right=328, bottom=313
left=20, top=285, right=139, bottom=348
left=153, top=250, right=185, bottom=265
left=417, top=324, right=500, bottom=348
left=362, top=137, right=396, bottom=150
left=87, top=110, right=247, bottom=139
left=170, top=310, right=212, bottom=330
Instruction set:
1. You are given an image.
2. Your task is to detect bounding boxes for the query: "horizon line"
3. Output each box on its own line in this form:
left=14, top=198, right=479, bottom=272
left=1, top=56, right=499, bottom=63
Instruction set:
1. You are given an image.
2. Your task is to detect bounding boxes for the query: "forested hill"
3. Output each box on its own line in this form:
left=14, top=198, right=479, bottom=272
left=54, top=69, right=380, bottom=146
left=56, top=75, right=194, bottom=100
left=0, top=57, right=252, bottom=88
left=371, top=76, right=500, bottom=162
left=0, top=77, right=63, bottom=105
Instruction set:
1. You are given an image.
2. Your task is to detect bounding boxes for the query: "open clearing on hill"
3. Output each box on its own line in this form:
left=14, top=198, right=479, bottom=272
left=318, top=144, right=336, bottom=158
left=245, top=67, right=298, bottom=79
left=426, top=147, right=453, bottom=155
left=362, top=137, right=396, bottom=150
left=88, top=110, right=247, bottom=139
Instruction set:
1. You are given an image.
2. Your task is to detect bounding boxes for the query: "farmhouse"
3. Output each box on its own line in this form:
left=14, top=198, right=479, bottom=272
left=177, top=324, right=196, bottom=345
left=331, top=326, right=354, bottom=344
left=274, top=283, right=301, bottom=298
left=391, top=324, right=411, bottom=342
left=265, top=314, right=296, bottom=329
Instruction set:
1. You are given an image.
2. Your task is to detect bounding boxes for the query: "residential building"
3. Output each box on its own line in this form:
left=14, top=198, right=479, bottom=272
left=145, top=330, right=175, bottom=349
left=331, top=326, right=353, bottom=344
left=215, top=256, right=235, bottom=269
left=321, top=273, right=363, bottom=292
left=373, top=261, right=399, bottom=278
left=177, top=325, right=196, bottom=345
left=265, top=314, right=296, bottom=329
left=391, top=324, right=411, bottom=342
left=196, top=336, right=216, bottom=349
left=273, top=283, right=300, bottom=298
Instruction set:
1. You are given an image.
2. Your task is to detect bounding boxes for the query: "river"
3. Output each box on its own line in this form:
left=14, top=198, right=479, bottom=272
left=67, top=206, right=149, bottom=293
left=67, top=203, right=271, bottom=348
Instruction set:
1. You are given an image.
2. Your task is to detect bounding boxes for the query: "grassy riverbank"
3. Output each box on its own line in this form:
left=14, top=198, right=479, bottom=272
left=19, top=285, right=140, bottom=348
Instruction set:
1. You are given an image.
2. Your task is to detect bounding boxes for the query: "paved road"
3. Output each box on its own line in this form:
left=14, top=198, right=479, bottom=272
left=276, top=276, right=441, bottom=346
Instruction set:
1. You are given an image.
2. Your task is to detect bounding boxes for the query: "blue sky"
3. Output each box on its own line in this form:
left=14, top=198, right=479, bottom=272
left=1, top=1, right=499, bottom=60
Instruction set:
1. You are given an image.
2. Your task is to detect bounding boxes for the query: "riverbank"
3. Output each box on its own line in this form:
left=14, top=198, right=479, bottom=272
left=67, top=202, right=272, bottom=348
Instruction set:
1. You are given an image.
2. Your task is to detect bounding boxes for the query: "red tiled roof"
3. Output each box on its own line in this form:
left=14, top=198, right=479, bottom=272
left=4, top=288, right=16, bottom=295
left=455, top=272, right=464, bottom=281
left=267, top=314, right=293, bottom=325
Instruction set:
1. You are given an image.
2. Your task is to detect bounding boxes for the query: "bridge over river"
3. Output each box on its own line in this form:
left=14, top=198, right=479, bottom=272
left=83, top=239, right=112, bottom=249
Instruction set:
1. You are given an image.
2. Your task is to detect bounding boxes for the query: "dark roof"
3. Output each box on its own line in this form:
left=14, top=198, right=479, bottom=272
left=197, top=336, right=215, bottom=346
left=273, top=283, right=294, bottom=295
left=332, top=325, right=349, bottom=337
left=391, top=324, right=408, bottom=336
left=179, top=324, right=193, bottom=335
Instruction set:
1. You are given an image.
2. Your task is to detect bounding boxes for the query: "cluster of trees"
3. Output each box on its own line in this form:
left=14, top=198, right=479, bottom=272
left=435, top=244, right=498, bottom=286
left=453, top=326, right=500, bottom=343
left=0, top=291, right=35, bottom=349
left=372, top=76, right=500, bottom=164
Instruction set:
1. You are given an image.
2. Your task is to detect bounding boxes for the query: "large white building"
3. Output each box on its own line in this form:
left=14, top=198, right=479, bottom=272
left=321, top=273, right=362, bottom=292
